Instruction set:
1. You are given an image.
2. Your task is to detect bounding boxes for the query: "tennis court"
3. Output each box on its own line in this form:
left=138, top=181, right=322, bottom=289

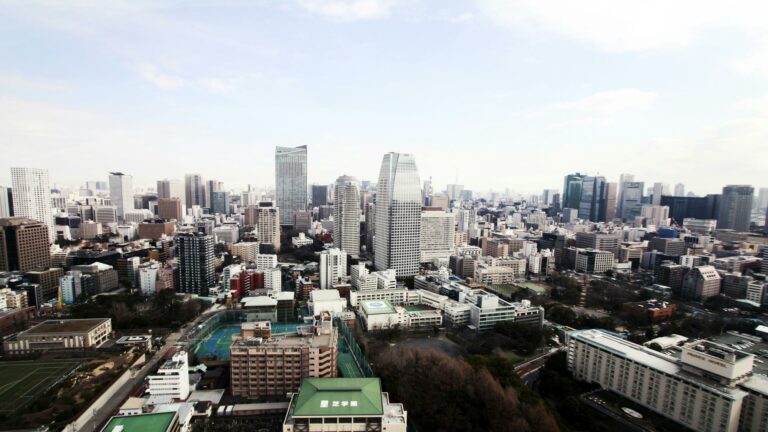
left=0, top=359, right=82, bottom=414
left=194, top=323, right=312, bottom=360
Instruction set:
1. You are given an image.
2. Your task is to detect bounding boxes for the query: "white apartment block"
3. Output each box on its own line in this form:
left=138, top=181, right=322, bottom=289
left=255, top=254, right=278, bottom=270
left=214, top=225, right=240, bottom=244
left=139, top=262, right=160, bottom=296
left=419, top=210, right=455, bottom=265
left=147, top=350, right=190, bottom=401
left=320, top=248, right=347, bottom=289
left=11, top=167, right=54, bottom=241
left=568, top=330, right=768, bottom=432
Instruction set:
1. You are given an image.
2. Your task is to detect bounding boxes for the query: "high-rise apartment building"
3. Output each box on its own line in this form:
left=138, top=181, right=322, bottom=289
left=275, top=145, right=308, bottom=226
left=0, top=218, right=51, bottom=272
left=374, top=153, right=422, bottom=277
left=184, top=173, right=206, bottom=210
left=717, top=185, right=754, bottom=232
left=420, top=208, right=455, bottom=265
left=333, top=175, right=361, bottom=255
left=108, top=172, right=135, bottom=221
left=10, top=167, right=54, bottom=242
left=320, top=248, right=347, bottom=289
left=176, top=232, right=215, bottom=296
left=255, top=203, right=281, bottom=252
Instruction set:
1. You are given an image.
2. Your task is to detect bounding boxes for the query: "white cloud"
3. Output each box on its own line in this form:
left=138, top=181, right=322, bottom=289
left=136, top=63, right=187, bottom=90
left=552, top=89, right=658, bottom=114
left=0, top=73, right=71, bottom=93
left=474, top=0, right=768, bottom=53
left=297, top=0, right=395, bottom=20
left=732, top=49, right=768, bottom=79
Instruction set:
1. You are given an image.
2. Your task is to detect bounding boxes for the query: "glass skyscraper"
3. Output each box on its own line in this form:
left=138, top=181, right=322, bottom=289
left=275, top=145, right=308, bottom=226
left=374, top=152, right=421, bottom=277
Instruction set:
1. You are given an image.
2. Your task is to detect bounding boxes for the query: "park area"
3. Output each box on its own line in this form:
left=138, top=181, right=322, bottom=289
left=0, top=359, right=81, bottom=415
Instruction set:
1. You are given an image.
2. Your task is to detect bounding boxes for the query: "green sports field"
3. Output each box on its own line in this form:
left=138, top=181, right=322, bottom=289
left=0, top=359, right=82, bottom=414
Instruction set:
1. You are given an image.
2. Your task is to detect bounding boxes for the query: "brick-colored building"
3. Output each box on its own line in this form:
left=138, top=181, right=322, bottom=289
left=25, top=267, right=64, bottom=301
left=623, top=299, right=677, bottom=322
left=138, top=220, right=175, bottom=240
left=230, top=316, right=337, bottom=399
left=0, top=218, right=51, bottom=272
left=157, top=198, right=183, bottom=221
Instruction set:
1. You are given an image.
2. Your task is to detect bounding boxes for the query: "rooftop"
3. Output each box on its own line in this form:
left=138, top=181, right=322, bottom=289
left=360, top=299, right=397, bottom=315
left=292, top=378, right=384, bottom=417
left=23, top=318, right=110, bottom=335
left=100, top=412, right=175, bottom=432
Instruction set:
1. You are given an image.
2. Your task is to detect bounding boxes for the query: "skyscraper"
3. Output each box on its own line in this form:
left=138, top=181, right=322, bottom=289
left=108, top=172, right=135, bottom=221
left=674, top=183, right=685, bottom=197
left=0, top=186, right=10, bottom=218
left=651, top=182, right=669, bottom=205
left=620, top=182, right=645, bottom=221
left=599, top=182, right=618, bottom=222
left=311, top=184, right=328, bottom=206
left=577, top=176, right=605, bottom=221
left=374, top=153, right=421, bottom=277
left=184, top=174, right=206, bottom=210
left=157, top=179, right=186, bottom=209
left=616, top=173, right=634, bottom=219
left=275, top=145, right=308, bottom=226
left=10, top=167, right=54, bottom=241
left=756, top=187, right=768, bottom=211
left=206, top=179, right=224, bottom=210
left=717, top=185, right=754, bottom=232
left=176, top=232, right=215, bottom=296
left=562, top=173, right=585, bottom=210
left=333, top=175, right=361, bottom=255
left=0, top=218, right=51, bottom=272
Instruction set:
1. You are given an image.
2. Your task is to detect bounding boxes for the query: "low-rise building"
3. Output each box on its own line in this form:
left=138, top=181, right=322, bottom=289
left=147, top=351, right=190, bottom=401
left=4, top=318, right=112, bottom=355
left=283, top=378, right=407, bottom=432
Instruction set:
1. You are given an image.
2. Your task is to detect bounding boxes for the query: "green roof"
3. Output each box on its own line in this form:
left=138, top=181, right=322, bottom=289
left=360, top=299, right=397, bottom=315
left=293, top=378, right=384, bottom=417
left=101, top=412, right=175, bottom=432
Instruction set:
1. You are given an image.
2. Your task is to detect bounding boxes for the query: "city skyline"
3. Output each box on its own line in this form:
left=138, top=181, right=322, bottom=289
left=1, top=1, right=767, bottom=193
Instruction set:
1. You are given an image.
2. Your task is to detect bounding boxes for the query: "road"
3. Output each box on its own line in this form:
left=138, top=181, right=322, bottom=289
left=72, top=304, right=224, bottom=432
left=514, top=348, right=563, bottom=387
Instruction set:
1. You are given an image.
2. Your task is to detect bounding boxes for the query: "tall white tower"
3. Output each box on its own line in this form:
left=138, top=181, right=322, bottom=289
left=333, top=175, right=361, bottom=255
left=10, top=167, right=54, bottom=242
left=374, top=153, right=422, bottom=277
left=108, top=172, right=135, bottom=221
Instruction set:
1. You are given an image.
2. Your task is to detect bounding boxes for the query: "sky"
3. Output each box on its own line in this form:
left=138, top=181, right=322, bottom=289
left=0, top=0, right=767, bottom=196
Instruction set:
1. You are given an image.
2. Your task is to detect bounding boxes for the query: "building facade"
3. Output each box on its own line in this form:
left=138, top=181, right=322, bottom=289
left=276, top=145, right=308, bottom=226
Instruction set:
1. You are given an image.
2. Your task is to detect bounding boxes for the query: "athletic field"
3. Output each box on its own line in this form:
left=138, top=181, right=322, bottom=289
left=0, top=359, right=82, bottom=414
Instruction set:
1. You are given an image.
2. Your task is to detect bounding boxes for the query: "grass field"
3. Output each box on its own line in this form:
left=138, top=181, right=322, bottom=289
left=0, top=359, right=82, bottom=414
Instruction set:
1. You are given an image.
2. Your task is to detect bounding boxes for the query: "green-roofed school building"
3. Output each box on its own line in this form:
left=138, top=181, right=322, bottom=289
left=100, top=412, right=179, bottom=432
left=283, top=378, right=407, bottom=432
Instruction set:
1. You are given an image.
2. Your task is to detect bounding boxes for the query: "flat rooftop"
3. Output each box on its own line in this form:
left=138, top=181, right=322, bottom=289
left=231, top=330, right=335, bottom=350
left=292, top=378, right=384, bottom=417
left=23, top=318, right=110, bottom=335
left=706, top=331, right=768, bottom=375
left=361, top=299, right=397, bottom=315
left=101, top=412, right=175, bottom=432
